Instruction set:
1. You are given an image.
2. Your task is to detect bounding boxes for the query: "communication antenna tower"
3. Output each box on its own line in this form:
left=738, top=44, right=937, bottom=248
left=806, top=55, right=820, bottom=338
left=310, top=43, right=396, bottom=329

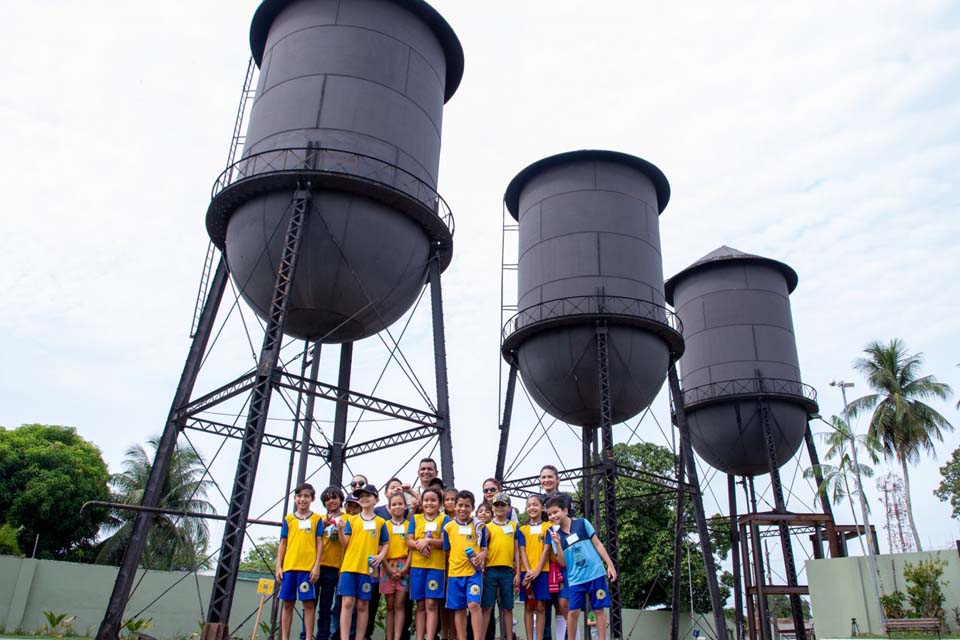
left=878, top=472, right=914, bottom=553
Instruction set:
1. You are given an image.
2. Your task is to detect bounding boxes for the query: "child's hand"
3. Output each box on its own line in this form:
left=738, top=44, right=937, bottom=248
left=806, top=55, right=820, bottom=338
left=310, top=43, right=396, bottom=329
left=275, top=567, right=283, bottom=583
left=607, top=565, right=618, bottom=582
left=337, top=518, right=347, bottom=531
left=523, top=570, right=537, bottom=586
left=513, top=572, right=521, bottom=589
left=310, top=567, right=320, bottom=584
left=548, top=528, right=561, bottom=545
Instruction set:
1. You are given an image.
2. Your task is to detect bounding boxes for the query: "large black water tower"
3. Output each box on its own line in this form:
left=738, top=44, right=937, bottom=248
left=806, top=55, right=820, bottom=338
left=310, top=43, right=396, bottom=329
left=664, top=246, right=817, bottom=476
left=502, top=150, right=683, bottom=427
left=206, top=0, right=464, bottom=342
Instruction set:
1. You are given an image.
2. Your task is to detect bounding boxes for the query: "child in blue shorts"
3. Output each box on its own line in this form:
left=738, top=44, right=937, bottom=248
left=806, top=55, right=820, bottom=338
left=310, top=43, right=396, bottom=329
left=442, top=490, right=488, bottom=640
left=276, top=483, right=323, bottom=640
left=545, top=495, right=618, bottom=640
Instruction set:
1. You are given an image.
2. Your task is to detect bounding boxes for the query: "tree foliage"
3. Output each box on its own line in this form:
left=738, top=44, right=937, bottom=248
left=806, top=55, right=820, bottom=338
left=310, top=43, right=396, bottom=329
left=846, top=339, right=954, bottom=551
left=0, top=424, right=111, bottom=558
left=97, top=436, right=215, bottom=571
left=238, top=536, right=279, bottom=574
left=934, top=446, right=960, bottom=520
left=597, top=442, right=731, bottom=611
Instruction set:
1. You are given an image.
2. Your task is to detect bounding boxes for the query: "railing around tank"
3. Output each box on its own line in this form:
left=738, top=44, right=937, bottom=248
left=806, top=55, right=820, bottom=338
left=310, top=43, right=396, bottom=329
left=501, top=295, right=683, bottom=344
left=211, top=146, right=454, bottom=236
left=682, top=377, right=818, bottom=409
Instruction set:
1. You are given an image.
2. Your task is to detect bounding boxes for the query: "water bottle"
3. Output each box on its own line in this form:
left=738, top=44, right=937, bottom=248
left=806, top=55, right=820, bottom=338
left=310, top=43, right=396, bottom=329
left=368, top=555, right=376, bottom=575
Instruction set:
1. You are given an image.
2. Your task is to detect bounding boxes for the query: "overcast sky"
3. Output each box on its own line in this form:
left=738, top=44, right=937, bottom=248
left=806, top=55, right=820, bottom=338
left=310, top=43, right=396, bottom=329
left=2, top=0, right=959, bottom=606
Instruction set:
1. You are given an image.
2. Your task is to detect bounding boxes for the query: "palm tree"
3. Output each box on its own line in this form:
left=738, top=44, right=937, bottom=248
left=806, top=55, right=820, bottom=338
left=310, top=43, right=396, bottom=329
left=804, top=415, right=880, bottom=556
left=846, top=339, right=954, bottom=551
left=97, top=436, right=216, bottom=571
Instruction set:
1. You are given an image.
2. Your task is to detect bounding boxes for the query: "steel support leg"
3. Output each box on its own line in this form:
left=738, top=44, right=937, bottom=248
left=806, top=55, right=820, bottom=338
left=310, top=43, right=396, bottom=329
left=803, top=422, right=842, bottom=557
left=582, top=425, right=594, bottom=521
left=203, top=189, right=311, bottom=639
left=729, top=475, right=744, bottom=640
left=329, top=343, right=354, bottom=488
left=595, top=323, right=621, bottom=640
left=756, top=390, right=807, bottom=640
left=747, top=478, right=771, bottom=640
left=495, top=359, right=519, bottom=481
left=667, top=364, right=729, bottom=640
left=429, top=247, right=455, bottom=486
left=669, top=448, right=686, bottom=640
left=97, top=258, right=229, bottom=640
left=296, top=342, right=322, bottom=486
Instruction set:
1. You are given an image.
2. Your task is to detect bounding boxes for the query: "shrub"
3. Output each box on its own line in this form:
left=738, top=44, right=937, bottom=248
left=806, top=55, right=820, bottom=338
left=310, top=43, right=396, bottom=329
left=880, top=590, right=907, bottom=619
left=903, top=557, right=949, bottom=621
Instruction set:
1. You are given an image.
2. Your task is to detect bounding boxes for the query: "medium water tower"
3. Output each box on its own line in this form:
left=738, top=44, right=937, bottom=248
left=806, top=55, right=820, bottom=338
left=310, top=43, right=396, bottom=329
left=207, top=0, right=464, bottom=342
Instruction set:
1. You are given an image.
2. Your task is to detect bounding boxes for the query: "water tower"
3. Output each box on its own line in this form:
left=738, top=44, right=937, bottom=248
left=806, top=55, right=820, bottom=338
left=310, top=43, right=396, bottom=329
left=496, top=151, right=727, bottom=640
left=97, top=2, right=463, bottom=639
left=665, top=247, right=828, bottom=640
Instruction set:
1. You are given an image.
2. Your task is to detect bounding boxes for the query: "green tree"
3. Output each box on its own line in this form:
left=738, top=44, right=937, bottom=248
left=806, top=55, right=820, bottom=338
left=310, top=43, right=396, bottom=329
left=0, top=424, right=111, bottom=558
left=97, top=436, right=215, bottom=571
left=601, top=442, right=731, bottom=611
left=804, top=415, right=879, bottom=555
left=934, top=446, right=960, bottom=520
left=846, top=339, right=954, bottom=551
left=238, top=537, right=279, bottom=574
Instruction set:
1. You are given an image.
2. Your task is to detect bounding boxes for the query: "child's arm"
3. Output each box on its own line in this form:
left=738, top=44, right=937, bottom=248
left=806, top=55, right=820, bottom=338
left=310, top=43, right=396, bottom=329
left=534, top=544, right=550, bottom=573
left=512, top=538, right=521, bottom=589
left=401, top=549, right=413, bottom=576
left=548, top=529, right=566, bottom=568
left=275, top=538, right=287, bottom=582
left=372, top=522, right=389, bottom=567
left=591, top=534, right=618, bottom=582
left=518, top=531, right=531, bottom=573
left=337, top=516, right=352, bottom=548
left=473, top=525, right=488, bottom=568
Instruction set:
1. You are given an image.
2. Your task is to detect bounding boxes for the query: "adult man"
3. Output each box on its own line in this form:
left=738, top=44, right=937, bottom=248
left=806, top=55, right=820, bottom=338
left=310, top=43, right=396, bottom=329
left=417, top=458, right=439, bottom=495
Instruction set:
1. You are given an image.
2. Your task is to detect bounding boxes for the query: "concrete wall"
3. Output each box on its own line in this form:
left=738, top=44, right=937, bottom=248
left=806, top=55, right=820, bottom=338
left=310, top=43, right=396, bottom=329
left=0, top=556, right=715, bottom=640
left=0, top=556, right=264, bottom=637
left=806, top=548, right=960, bottom=638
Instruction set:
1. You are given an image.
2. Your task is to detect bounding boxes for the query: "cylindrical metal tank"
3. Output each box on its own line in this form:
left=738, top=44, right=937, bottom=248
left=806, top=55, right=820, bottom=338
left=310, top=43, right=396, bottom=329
left=501, top=151, right=683, bottom=427
left=664, top=246, right=818, bottom=476
left=206, top=0, right=464, bottom=342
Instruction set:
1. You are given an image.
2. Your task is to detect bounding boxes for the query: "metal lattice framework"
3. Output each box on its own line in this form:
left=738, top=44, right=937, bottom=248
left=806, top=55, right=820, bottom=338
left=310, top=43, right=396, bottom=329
left=682, top=377, right=818, bottom=412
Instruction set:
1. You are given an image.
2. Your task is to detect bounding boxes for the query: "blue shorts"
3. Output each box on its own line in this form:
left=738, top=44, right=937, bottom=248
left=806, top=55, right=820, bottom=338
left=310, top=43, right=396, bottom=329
left=410, top=567, right=445, bottom=601
left=339, top=571, right=375, bottom=601
left=279, top=570, right=316, bottom=601
left=445, top=573, right=483, bottom=610
left=481, top=566, right=515, bottom=609
left=568, top=575, right=611, bottom=611
left=519, top=571, right=551, bottom=602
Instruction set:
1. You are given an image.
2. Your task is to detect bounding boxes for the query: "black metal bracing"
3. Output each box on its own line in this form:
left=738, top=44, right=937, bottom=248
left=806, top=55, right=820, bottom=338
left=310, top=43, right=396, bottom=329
left=96, top=259, right=229, bottom=640
left=296, top=342, right=322, bottom=486
left=183, top=418, right=328, bottom=458
left=328, top=343, right=354, bottom=487
left=205, top=188, right=311, bottom=636
left=756, top=380, right=807, bottom=640
left=728, top=476, right=744, bottom=640
left=669, top=447, right=685, bottom=640
left=344, top=426, right=440, bottom=458
left=175, top=373, right=258, bottom=421
left=668, top=365, right=730, bottom=640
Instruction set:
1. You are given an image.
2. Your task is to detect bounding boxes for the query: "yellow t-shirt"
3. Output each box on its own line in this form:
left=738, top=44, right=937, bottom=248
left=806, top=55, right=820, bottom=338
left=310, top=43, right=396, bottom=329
left=485, top=520, right=518, bottom=568
left=342, top=513, right=388, bottom=575
left=519, top=521, right=550, bottom=572
left=281, top=512, right=322, bottom=572
left=386, top=518, right=410, bottom=560
left=408, top=513, right=449, bottom=570
left=443, top=518, right=487, bottom=578
left=319, top=512, right=345, bottom=568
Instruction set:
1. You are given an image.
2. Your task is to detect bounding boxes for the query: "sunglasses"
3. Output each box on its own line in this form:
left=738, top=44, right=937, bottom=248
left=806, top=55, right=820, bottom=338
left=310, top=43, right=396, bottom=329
left=350, top=481, right=365, bottom=487
left=482, top=487, right=498, bottom=493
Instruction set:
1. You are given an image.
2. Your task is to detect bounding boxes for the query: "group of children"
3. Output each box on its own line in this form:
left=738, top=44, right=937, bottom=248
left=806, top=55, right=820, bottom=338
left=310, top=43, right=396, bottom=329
left=274, top=468, right=617, bottom=640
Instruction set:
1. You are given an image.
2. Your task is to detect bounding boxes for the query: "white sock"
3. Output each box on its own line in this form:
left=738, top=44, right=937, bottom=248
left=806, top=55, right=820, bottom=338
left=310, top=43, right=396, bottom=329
left=554, top=615, right=567, bottom=640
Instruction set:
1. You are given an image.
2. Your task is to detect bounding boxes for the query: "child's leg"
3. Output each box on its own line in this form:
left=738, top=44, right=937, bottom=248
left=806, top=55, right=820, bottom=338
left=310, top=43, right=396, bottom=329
left=385, top=593, right=396, bottom=640
left=480, top=608, right=493, bottom=640
left=303, top=599, right=317, bottom=640
left=554, top=599, right=568, bottom=640
left=533, top=602, right=545, bottom=640
left=467, top=603, right=484, bottom=640
left=355, top=600, right=370, bottom=640
left=500, top=605, right=512, bottom=640
left=393, top=591, right=408, bottom=640
left=454, top=610, right=468, bottom=640
left=339, top=597, right=356, bottom=640
left=415, top=602, right=426, bottom=640
left=592, top=610, right=606, bottom=640
left=565, top=609, right=580, bottom=640
left=524, top=605, right=534, bottom=640
left=425, top=599, right=440, bottom=640
left=281, top=600, right=295, bottom=640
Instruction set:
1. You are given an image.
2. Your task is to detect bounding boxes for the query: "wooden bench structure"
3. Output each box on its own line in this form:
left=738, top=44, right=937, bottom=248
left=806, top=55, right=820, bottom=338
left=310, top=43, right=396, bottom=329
left=884, top=617, right=942, bottom=639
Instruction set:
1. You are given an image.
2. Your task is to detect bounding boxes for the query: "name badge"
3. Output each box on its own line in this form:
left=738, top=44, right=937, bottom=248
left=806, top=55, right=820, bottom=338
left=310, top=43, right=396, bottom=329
left=393, top=524, right=405, bottom=535
left=565, top=532, right=580, bottom=544
left=425, top=522, right=438, bottom=533
left=458, top=525, right=472, bottom=536
left=363, top=519, right=377, bottom=531
left=502, top=526, right=514, bottom=535
left=529, top=525, right=542, bottom=535
left=298, top=519, right=312, bottom=530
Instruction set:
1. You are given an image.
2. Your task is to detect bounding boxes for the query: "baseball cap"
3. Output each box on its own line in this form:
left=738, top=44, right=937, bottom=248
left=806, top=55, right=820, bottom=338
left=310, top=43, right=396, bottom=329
left=344, top=494, right=360, bottom=505
left=491, top=493, right=511, bottom=506
left=353, top=483, right=379, bottom=498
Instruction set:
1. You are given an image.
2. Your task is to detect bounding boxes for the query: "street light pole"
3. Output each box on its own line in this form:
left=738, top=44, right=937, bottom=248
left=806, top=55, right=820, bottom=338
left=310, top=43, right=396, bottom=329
left=830, top=380, right=884, bottom=626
